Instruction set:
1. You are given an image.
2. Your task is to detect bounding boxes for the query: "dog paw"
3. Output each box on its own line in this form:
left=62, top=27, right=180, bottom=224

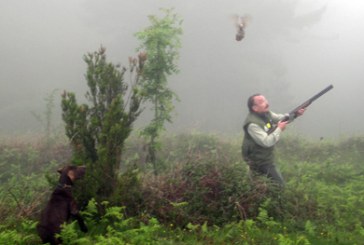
left=80, top=226, right=88, bottom=233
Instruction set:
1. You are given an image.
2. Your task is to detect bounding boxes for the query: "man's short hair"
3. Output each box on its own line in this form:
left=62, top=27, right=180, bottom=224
left=247, top=94, right=261, bottom=112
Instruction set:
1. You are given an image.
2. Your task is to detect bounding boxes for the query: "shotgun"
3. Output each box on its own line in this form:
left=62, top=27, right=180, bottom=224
left=268, top=84, right=334, bottom=133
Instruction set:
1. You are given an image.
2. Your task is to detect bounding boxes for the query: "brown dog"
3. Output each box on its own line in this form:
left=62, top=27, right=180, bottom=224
left=37, top=165, right=88, bottom=244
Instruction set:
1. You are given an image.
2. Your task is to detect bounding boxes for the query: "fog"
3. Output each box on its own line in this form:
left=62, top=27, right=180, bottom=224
left=1, top=0, right=364, bottom=139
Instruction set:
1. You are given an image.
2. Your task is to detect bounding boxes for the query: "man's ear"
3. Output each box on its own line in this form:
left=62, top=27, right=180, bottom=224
left=252, top=105, right=257, bottom=112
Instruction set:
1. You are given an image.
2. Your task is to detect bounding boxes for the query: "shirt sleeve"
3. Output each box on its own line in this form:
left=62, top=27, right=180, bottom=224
left=271, top=111, right=295, bottom=123
left=247, top=123, right=282, bottom=147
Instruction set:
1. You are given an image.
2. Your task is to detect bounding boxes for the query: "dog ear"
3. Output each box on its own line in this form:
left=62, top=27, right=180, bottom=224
left=79, top=165, right=86, bottom=173
left=57, top=167, right=64, bottom=174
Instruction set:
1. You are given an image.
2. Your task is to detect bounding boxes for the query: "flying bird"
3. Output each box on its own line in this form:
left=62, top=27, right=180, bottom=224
left=232, top=15, right=251, bottom=41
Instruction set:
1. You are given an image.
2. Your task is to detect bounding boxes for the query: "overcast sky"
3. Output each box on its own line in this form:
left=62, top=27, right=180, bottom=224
left=1, top=0, right=364, bottom=139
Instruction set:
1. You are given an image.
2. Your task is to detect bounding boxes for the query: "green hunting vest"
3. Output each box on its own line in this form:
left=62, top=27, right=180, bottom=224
left=242, top=112, right=277, bottom=166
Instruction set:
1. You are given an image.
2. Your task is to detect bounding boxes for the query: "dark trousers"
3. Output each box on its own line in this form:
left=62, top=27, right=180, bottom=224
left=249, top=163, right=285, bottom=187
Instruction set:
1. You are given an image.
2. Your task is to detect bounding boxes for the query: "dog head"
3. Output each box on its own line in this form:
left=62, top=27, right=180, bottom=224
left=57, top=165, right=86, bottom=185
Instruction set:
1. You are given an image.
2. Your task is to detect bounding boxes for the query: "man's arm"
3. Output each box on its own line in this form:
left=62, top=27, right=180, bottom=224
left=247, top=123, right=282, bottom=147
left=270, top=111, right=291, bottom=122
left=270, top=110, right=305, bottom=123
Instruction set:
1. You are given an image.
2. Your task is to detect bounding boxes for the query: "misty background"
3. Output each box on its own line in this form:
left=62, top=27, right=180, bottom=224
left=1, top=0, right=363, bottom=139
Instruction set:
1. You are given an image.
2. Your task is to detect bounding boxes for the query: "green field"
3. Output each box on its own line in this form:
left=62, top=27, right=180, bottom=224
left=1, top=132, right=363, bottom=244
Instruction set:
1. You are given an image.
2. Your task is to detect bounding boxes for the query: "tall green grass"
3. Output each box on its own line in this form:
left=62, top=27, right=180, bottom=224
left=0, top=132, right=363, bottom=244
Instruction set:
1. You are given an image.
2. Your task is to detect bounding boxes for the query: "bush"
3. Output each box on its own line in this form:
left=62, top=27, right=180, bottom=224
left=140, top=133, right=274, bottom=226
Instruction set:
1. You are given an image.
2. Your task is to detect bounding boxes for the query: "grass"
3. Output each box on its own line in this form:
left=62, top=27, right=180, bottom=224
left=0, top=132, right=364, bottom=244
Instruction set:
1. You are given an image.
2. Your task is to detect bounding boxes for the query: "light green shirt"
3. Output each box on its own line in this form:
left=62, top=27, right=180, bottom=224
left=246, top=112, right=288, bottom=148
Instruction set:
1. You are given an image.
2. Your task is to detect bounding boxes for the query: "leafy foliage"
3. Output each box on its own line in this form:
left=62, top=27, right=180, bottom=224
left=135, top=8, right=183, bottom=172
left=1, top=133, right=364, bottom=244
left=61, top=47, right=147, bottom=203
left=0, top=220, right=39, bottom=245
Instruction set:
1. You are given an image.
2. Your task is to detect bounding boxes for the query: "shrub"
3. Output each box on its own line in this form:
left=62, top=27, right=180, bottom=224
left=140, top=133, right=270, bottom=226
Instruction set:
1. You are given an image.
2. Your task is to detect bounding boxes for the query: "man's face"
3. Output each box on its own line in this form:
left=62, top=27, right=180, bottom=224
left=252, top=95, right=269, bottom=114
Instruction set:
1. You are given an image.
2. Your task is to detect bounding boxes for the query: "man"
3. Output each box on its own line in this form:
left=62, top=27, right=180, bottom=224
left=242, top=94, right=305, bottom=186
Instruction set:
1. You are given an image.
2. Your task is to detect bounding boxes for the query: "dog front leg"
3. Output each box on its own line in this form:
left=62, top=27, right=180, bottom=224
left=70, top=201, right=88, bottom=233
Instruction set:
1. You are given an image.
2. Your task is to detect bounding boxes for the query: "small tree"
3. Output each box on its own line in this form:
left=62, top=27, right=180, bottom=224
left=31, top=89, right=59, bottom=143
left=61, top=46, right=147, bottom=202
left=135, top=8, right=183, bottom=173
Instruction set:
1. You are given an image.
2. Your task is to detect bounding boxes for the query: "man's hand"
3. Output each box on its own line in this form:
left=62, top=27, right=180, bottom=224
left=277, top=120, right=289, bottom=131
left=296, top=108, right=305, bottom=117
